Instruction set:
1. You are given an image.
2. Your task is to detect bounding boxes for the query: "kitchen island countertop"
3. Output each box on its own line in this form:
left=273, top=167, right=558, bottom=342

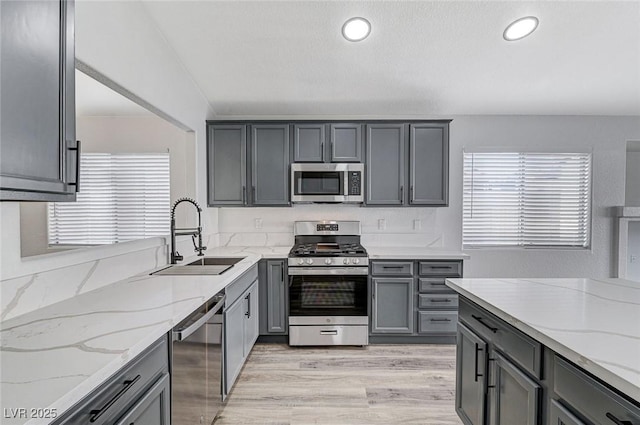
left=446, top=277, right=640, bottom=404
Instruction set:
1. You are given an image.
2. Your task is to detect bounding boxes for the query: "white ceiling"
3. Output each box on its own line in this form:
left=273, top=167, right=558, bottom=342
left=142, top=0, right=640, bottom=117
left=75, top=70, right=152, bottom=117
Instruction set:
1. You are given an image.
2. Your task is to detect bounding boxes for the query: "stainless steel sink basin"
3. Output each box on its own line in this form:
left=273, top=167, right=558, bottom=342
left=186, top=257, right=244, bottom=266
left=151, top=257, right=245, bottom=276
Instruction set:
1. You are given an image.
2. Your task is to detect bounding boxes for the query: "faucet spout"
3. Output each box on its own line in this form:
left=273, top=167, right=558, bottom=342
left=170, top=197, right=206, bottom=264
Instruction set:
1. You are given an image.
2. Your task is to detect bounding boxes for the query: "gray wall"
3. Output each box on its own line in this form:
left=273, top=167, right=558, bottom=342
left=625, top=149, right=640, bottom=206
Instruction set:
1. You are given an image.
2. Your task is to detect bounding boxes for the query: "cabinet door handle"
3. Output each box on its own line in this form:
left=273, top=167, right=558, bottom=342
left=474, top=343, right=483, bottom=382
left=410, top=185, right=414, bottom=204
left=400, top=185, right=404, bottom=202
left=245, top=293, right=251, bottom=318
left=252, top=186, right=256, bottom=202
left=472, top=315, right=498, bottom=333
left=281, top=266, right=284, bottom=282
left=68, top=140, right=81, bottom=192
left=321, top=140, right=325, bottom=161
left=242, top=186, right=246, bottom=204
left=606, top=413, right=633, bottom=425
left=89, top=374, right=141, bottom=422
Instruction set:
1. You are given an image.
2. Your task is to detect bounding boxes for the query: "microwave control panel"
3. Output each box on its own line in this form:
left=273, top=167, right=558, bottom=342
left=348, top=171, right=361, bottom=195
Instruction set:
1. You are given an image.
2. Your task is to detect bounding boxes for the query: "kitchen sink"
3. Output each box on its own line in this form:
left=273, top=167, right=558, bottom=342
left=186, top=257, right=244, bottom=266
left=151, top=257, right=245, bottom=276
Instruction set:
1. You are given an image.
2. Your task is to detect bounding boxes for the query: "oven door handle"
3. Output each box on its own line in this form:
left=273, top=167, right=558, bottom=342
left=287, top=267, right=369, bottom=275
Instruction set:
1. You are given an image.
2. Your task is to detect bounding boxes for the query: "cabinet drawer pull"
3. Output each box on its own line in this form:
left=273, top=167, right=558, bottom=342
left=430, top=318, right=452, bottom=322
left=430, top=299, right=452, bottom=303
left=320, top=330, right=338, bottom=335
left=89, top=374, right=141, bottom=422
left=606, top=412, right=633, bottom=425
left=472, top=315, right=498, bottom=333
left=429, top=282, right=447, bottom=286
left=382, top=266, right=404, bottom=269
left=427, top=266, right=453, bottom=270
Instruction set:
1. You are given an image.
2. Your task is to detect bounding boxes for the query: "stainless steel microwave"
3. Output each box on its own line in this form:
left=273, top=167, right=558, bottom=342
left=291, top=163, right=364, bottom=203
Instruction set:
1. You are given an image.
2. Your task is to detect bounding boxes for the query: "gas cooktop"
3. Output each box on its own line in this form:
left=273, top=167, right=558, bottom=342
left=289, top=242, right=367, bottom=258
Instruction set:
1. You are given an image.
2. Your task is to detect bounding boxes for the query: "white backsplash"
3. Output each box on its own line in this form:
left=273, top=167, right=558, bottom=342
left=217, top=205, right=447, bottom=248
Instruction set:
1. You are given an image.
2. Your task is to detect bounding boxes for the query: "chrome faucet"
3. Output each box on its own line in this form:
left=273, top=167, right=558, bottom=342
left=170, top=197, right=207, bottom=264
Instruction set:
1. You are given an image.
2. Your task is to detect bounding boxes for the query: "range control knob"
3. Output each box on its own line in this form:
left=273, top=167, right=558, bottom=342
left=298, top=259, right=305, bottom=265
left=343, top=258, right=349, bottom=265
left=305, top=258, right=313, bottom=265
left=324, top=258, right=332, bottom=265
left=352, top=258, right=360, bottom=265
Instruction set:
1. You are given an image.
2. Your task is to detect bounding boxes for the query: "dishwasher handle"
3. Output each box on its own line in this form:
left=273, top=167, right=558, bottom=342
left=173, top=294, right=226, bottom=341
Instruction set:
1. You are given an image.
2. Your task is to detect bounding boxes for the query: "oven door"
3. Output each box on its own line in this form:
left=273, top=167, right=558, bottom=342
left=288, top=268, right=368, bottom=317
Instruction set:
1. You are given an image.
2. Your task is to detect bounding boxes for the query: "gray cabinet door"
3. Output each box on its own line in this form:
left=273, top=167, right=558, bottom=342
left=260, top=260, right=287, bottom=334
left=208, top=125, right=247, bottom=206
left=243, top=281, right=259, bottom=356
left=409, top=124, right=449, bottom=205
left=549, top=400, right=587, bottom=425
left=1, top=0, right=77, bottom=201
left=330, top=124, right=362, bottom=162
left=456, top=322, right=487, bottom=425
left=250, top=124, right=290, bottom=206
left=294, top=124, right=325, bottom=162
left=371, top=277, right=414, bottom=334
left=366, top=124, right=406, bottom=205
left=489, top=351, right=540, bottom=425
left=224, top=297, right=245, bottom=395
left=114, top=374, right=170, bottom=425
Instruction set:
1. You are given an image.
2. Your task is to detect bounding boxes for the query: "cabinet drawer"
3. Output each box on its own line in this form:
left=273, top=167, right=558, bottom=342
left=549, top=399, right=588, bottom=425
left=418, top=293, right=458, bottom=309
left=418, top=311, right=457, bottom=334
left=114, top=373, right=170, bottom=425
left=418, top=278, right=453, bottom=292
left=226, top=264, right=258, bottom=304
left=371, top=261, right=413, bottom=276
left=419, top=261, right=462, bottom=277
left=459, top=298, right=542, bottom=379
left=56, top=337, right=168, bottom=425
left=554, top=356, right=640, bottom=425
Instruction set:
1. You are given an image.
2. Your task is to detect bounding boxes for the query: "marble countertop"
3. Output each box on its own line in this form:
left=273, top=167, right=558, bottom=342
left=445, top=277, right=640, bottom=404
left=366, top=247, right=469, bottom=260
left=0, top=251, right=276, bottom=425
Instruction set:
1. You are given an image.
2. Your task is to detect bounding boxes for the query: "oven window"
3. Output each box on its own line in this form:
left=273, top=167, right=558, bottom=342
left=289, top=275, right=367, bottom=316
left=294, top=172, right=343, bottom=195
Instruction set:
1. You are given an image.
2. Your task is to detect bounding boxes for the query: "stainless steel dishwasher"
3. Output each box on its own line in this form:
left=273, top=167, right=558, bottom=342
left=172, top=291, right=225, bottom=425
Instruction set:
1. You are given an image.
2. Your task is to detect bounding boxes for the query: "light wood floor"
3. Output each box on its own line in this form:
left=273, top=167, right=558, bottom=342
left=216, top=343, right=463, bottom=425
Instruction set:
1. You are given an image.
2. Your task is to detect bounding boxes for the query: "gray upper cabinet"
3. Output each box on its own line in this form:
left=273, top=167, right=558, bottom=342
left=366, top=124, right=406, bottom=205
left=371, top=277, right=414, bottom=334
left=1, top=0, right=78, bottom=201
left=330, top=124, right=362, bottom=162
left=208, top=125, right=247, bottom=206
left=250, top=124, right=290, bottom=206
left=293, top=124, right=325, bottom=162
left=259, top=259, right=288, bottom=335
left=409, top=123, right=449, bottom=206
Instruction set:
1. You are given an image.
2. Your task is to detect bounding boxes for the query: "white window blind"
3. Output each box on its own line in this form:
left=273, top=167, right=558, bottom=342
left=463, top=152, right=592, bottom=248
left=48, top=153, right=170, bottom=245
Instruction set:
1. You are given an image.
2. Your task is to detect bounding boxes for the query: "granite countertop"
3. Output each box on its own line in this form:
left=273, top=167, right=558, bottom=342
left=0, top=247, right=293, bottom=425
left=366, top=247, right=469, bottom=260
left=446, top=277, right=640, bottom=404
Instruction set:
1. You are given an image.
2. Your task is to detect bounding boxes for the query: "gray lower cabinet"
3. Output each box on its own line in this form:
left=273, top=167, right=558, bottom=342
left=223, top=275, right=259, bottom=396
left=53, top=336, right=170, bottom=425
left=456, top=323, right=488, bottom=425
left=371, top=277, right=414, bottom=334
left=489, top=351, right=540, bottom=425
left=259, top=259, right=288, bottom=335
left=250, top=124, right=290, bottom=205
left=549, top=400, right=587, bottom=425
left=208, top=123, right=290, bottom=206
left=1, top=0, right=79, bottom=201
left=366, top=124, right=406, bottom=205
left=207, top=124, right=247, bottom=206
left=409, top=123, right=449, bottom=205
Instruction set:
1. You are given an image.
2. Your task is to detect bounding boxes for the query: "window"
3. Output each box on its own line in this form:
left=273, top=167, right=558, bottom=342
left=463, top=152, right=592, bottom=248
left=48, top=153, right=170, bottom=245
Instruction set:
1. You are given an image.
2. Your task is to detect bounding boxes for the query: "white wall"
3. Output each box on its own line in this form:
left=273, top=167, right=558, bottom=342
left=217, top=115, right=640, bottom=278
left=1, top=1, right=213, bottom=319
left=626, top=150, right=640, bottom=206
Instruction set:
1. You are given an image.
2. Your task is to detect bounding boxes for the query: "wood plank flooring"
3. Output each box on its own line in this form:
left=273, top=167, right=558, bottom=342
left=215, top=343, right=463, bottom=425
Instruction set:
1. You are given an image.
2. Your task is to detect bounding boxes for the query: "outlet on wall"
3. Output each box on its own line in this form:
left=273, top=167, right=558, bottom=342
left=413, top=219, right=421, bottom=231
left=254, top=218, right=263, bottom=229
left=378, top=219, right=386, bottom=230
left=631, top=255, right=638, bottom=263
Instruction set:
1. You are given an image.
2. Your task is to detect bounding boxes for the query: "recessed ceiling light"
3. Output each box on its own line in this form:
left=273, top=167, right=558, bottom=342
left=342, top=17, right=371, bottom=42
left=503, top=16, right=539, bottom=41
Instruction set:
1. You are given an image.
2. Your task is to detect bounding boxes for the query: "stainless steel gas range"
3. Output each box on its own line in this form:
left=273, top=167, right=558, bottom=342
left=288, top=220, right=369, bottom=346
